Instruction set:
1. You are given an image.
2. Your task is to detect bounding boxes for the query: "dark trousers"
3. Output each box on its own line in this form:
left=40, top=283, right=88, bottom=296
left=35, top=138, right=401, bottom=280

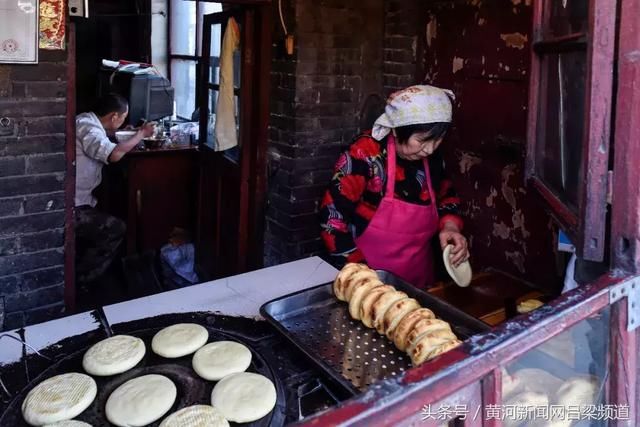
left=75, top=206, right=126, bottom=284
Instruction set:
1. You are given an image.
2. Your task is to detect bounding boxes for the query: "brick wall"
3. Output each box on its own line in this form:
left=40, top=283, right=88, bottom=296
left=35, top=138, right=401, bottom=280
left=383, top=0, right=422, bottom=95
left=264, top=0, right=385, bottom=266
left=0, top=50, right=68, bottom=330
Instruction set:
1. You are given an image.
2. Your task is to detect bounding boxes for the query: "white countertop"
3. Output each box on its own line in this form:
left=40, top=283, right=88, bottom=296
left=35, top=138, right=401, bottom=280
left=0, top=257, right=337, bottom=366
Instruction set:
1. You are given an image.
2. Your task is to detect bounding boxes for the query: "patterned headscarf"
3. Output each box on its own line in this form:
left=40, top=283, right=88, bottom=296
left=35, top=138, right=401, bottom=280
left=372, top=85, right=455, bottom=141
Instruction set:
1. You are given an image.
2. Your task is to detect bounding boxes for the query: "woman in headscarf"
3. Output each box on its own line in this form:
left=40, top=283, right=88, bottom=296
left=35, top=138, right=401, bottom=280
left=319, top=85, right=469, bottom=289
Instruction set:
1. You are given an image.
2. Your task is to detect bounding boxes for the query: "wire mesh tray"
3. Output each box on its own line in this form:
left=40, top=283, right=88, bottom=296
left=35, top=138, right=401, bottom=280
left=260, top=271, right=491, bottom=395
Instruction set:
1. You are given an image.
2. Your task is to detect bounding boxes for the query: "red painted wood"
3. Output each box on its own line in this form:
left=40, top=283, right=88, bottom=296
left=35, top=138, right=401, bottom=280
left=481, top=369, right=502, bottom=427
left=525, top=0, right=544, bottom=180
left=609, top=300, right=638, bottom=427
left=609, top=1, right=640, bottom=421
left=300, top=274, right=624, bottom=426
left=64, top=22, right=77, bottom=312
left=247, top=5, right=272, bottom=270
left=611, top=0, right=640, bottom=273
left=579, top=0, right=617, bottom=261
left=527, top=0, right=616, bottom=262
left=530, top=176, right=579, bottom=229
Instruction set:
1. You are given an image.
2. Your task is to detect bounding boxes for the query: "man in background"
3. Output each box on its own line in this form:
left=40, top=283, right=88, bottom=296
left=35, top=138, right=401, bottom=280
left=75, top=93, right=154, bottom=285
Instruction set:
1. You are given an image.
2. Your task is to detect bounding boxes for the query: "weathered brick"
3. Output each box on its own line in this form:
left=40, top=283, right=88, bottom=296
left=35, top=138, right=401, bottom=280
left=0, top=173, right=64, bottom=197
left=17, top=266, right=65, bottom=292
left=0, top=100, right=66, bottom=117
left=11, top=82, right=26, bottom=97
left=26, top=153, right=66, bottom=174
left=24, top=116, right=66, bottom=136
left=0, top=211, right=65, bottom=238
left=0, top=135, right=66, bottom=156
left=38, top=50, right=68, bottom=63
left=20, top=229, right=65, bottom=253
left=0, top=156, right=25, bottom=177
left=0, top=248, right=63, bottom=276
left=0, top=237, right=19, bottom=257
left=0, top=273, right=20, bottom=295
left=11, top=63, right=66, bottom=82
left=0, top=197, right=22, bottom=217
left=25, top=301, right=65, bottom=325
left=4, top=283, right=64, bottom=312
left=3, top=311, right=24, bottom=330
left=26, top=82, right=67, bottom=98
left=23, top=191, right=65, bottom=213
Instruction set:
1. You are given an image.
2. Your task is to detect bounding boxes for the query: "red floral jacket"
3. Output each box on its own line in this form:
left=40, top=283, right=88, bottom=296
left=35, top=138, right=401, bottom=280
left=319, top=133, right=463, bottom=267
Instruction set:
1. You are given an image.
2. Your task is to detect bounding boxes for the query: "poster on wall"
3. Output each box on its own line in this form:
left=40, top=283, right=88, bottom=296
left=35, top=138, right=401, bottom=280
left=40, top=0, right=66, bottom=50
left=0, top=0, right=40, bottom=64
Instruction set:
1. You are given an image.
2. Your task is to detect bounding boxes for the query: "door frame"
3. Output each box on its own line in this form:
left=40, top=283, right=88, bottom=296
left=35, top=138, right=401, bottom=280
left=196, top=5, right=271, bottom=277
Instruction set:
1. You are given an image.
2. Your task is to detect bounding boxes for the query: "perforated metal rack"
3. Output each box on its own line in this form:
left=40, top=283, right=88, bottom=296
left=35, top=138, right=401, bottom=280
left=261, top=271, right=491, bottom=394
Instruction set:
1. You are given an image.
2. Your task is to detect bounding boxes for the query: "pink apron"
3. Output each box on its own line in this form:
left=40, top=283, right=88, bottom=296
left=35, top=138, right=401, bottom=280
left=354, top=135, right=439, bottom=289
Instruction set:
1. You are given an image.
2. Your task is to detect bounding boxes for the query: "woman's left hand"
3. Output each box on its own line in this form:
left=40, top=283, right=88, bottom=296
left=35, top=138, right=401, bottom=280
left=439, top=224, right=469, bottom=267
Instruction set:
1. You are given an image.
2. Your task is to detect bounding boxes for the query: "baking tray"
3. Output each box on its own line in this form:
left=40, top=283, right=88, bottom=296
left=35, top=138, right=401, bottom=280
left=260, top=270, right=491, bottom=395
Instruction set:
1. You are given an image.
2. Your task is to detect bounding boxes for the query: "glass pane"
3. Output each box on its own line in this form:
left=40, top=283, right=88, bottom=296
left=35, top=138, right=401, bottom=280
left=204, top=89, right=219, bottom=147
left=546, top=0, right=589, bottom=37
left=501, top=307, right=610, bottom=426
left=535, top=51, right=587, bottom=212
left=209, top=23, right=223, bottom=84
left=170, top=60, right=197, bottom=120
left=197, top=3, right=223, bottom=55
left=169, top=0, right=196, bottom=55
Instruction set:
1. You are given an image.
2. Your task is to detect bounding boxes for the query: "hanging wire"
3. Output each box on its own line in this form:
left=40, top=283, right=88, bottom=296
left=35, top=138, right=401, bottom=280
left=278, top=0, right=289, bottom=35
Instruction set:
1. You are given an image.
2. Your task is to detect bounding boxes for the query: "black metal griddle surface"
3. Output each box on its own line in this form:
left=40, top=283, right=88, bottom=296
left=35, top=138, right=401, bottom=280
left=0, top=313, right=347, bottom=426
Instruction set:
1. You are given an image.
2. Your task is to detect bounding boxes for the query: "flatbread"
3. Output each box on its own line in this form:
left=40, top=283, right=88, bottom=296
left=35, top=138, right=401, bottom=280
left=333, top=263, right=367, bottom=300
left=211, top=372, right=277, bottom=423
left=152, top=323, right=209, bottom=358
left=411, top=338, right=461, bottom=365
left=44, top=421, right=92, bottom=427
left=159, top=405, right=229, bottom=427
left=371, top=290, right=408, bottom=334
left=392, top=308, right=436, bottom=351
left=192, top=341, right=252, bottom=381
left=503, top=391, right=549, bottom=427
left=105, top=374, right=177, bottom=427
left=517, top=299, right=544, bottom=314
left=82, top=335, right=145, bottom=376
left=381, top=298, right=421, bottom=338
left=348, top=278, right=384, bottom=319
left=406, top=318, right=453, bottom=354
left=443, top=244, right=472, bottom=287
left=343, top=269, right=379, bottom=302
left=21, top=373, right=97, bottom=426
left=360, top=285, right=395, bottom=328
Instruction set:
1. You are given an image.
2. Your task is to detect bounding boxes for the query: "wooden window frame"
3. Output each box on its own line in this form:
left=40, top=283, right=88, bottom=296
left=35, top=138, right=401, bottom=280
left=525, top=0, right=617, bottom=261
left=167, top=1, right=222, bottom=120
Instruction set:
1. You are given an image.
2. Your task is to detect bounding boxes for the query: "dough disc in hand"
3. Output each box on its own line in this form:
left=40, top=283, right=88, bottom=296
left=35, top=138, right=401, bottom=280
left=192, top=341, right=252, bottom=381
left=105, top=374, right=177, bottom=427
left=152, top=323, right=209, bottom=358
left=211, top=372, right=277, bottom=423
left=21, top=373, right=97, bottom=426
left=82, top=335, right=146, bottom=376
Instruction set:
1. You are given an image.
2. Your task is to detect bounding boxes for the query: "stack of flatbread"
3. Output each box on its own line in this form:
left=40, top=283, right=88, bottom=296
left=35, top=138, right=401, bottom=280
left=333, top=263, right=462, bottom=365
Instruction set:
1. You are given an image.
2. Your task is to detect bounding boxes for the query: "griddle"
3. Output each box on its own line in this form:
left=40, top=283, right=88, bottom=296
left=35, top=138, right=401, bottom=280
left=260, top=271, right=491, bottom=394
left=0, top=313, right=348, bottom=426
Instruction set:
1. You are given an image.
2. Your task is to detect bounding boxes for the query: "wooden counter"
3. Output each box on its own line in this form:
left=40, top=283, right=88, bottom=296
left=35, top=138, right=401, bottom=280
left=99, top=143, right=199, bottom=255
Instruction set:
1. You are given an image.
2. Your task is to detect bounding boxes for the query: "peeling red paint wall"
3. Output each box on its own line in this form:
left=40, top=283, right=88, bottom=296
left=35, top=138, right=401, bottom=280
left=422, top=0, right=562, bottom=289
